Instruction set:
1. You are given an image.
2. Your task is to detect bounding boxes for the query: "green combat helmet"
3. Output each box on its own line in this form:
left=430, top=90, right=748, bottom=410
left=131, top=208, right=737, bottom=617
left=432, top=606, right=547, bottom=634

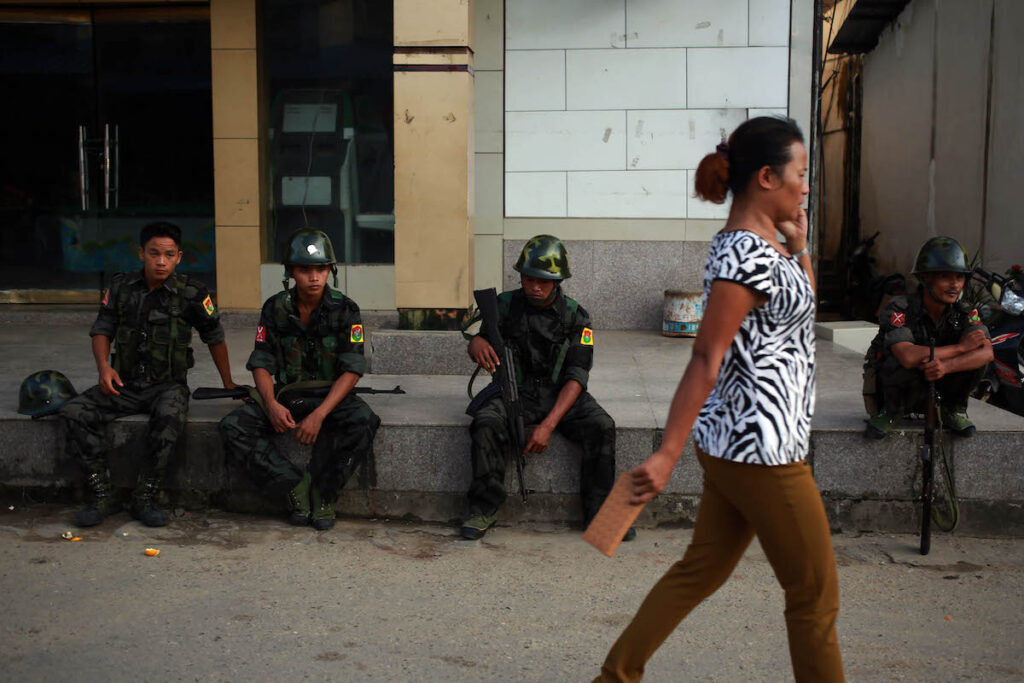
left=912, top=236, right=970, bottom=275
left=282, top=229, right=338, bottom=289
left=18, top=370, right=77, bottom=418
left=514, top=234, right=572, bottom=280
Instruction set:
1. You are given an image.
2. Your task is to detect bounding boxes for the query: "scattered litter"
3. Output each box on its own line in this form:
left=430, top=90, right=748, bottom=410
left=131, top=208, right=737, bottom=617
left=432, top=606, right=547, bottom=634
left=144, top=548, right=160, bottom=557
left=122, top=532, right=128, bottom=537
left=945, top=615, right=952, bottom=621
left=61, top=531, right=73, bottom=540
left=7, top=505, right=13, bottom=511
left=70, top=537, right=82, bottom=542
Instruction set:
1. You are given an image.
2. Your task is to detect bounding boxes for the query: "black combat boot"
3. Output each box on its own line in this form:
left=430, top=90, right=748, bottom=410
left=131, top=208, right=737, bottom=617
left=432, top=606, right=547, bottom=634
left=74, top=472, right=121, bottom=527
left=130, top=479, right=169, bottom=527
left=310, top=486, right=336, bottom=531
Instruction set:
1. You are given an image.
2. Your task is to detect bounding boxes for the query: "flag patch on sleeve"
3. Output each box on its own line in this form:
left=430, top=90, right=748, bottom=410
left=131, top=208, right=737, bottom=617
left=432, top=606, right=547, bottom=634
left=969, top=309, right=981, bottom=325
left=350, top=324, right=364, bottom=343
left=101, top=289, right=109, bottom=306
left=889, top=311, right=905, bottom=328
left=203, top=295, right=215, bottom=316
left=581, top=327, right=594, bottom=345
left=255, top=325, right=266, bottom=343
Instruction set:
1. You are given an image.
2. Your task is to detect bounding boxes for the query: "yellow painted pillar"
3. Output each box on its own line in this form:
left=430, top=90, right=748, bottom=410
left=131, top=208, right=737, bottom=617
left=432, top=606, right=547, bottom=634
left=210, top=0, right=262, bottom=309
left=393, top=0, right=475, bottom=327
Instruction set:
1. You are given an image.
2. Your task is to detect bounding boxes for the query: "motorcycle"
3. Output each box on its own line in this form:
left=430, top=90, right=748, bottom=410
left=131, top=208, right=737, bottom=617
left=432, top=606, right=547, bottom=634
left=970, top=267, right=1024, bottom=416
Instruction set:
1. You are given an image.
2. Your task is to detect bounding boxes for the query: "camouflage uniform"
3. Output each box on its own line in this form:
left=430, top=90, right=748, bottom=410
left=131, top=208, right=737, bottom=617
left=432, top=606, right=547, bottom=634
left=218, top=286, right=380, bottom=503
left=466, top=287, right=615, bottom=521
left=59, top=270, right=224, bottom=503
left=863, top=289, right=989, bottom=416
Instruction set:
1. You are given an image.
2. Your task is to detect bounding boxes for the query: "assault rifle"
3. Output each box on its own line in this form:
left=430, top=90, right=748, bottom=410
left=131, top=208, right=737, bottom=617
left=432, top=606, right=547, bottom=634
left=919, top=338, right=936, bottom=556
left=193, top=382, right=404, bottom=418
left=466, top=287, right=531, bottom=501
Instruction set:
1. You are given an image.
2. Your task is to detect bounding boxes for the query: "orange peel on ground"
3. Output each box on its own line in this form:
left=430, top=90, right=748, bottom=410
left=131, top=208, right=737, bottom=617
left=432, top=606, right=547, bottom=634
left=144, top=548, right=160, bottom=557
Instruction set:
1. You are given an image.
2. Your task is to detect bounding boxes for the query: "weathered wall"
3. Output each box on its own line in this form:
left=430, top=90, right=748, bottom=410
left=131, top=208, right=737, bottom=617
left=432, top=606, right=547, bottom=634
left=860, top=0, right=1024, bottom=276
left=469, top=0, right=813, bottom=329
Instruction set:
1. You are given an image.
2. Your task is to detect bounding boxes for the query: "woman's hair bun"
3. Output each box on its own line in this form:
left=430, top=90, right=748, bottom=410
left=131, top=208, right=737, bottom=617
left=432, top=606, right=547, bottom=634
left=694, top=152, right=730, bottom=204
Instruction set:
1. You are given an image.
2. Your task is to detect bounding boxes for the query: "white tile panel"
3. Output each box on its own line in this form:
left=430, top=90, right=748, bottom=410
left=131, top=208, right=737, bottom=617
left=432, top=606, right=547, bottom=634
left=505, top=172, right=567, bottom=217
left=505, top=50, right=565, bottom=111
left=568, top=170, right=687, bottom=218
left=626, top=0, right=747, bottom=48
left=749, top=0, right=791, bottom=47
left=627, top=109, right=748, bottom=170
left=688, top=47, right=789, bottom=108
left=566, top=49, right=686, bottom=110
left=506, top=0, right=625, bottom=50
left=748, top=108, right=789, bottom=119
left=474, top=70, right=503, bottom=153
left=505, top=111, right=626, bottom=172
left=686, top=170, right=731, bottom=219
left=474, top=234, right=505, bottom=291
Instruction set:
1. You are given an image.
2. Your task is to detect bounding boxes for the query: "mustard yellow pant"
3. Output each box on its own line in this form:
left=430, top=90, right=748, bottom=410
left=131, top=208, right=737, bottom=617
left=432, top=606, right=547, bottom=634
left=597, top=449, right=844, bottom=682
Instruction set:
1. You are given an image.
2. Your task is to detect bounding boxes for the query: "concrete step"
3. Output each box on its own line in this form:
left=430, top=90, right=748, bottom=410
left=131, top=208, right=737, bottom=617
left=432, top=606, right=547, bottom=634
left=2, top=323, right=1023, bottom=535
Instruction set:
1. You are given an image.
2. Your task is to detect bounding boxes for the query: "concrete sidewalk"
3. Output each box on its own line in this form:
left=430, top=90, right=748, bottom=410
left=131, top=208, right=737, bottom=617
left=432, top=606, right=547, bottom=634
left=1, top=310, right=1023, bottom=534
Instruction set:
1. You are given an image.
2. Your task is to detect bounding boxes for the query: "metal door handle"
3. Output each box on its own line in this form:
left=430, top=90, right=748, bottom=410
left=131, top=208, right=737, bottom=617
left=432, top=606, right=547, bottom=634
left=78, top=125, right=89, bottom=211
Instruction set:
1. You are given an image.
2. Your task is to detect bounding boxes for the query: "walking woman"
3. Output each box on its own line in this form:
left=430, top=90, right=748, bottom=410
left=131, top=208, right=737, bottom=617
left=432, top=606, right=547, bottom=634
left=596, top=117, right=844, bottom=682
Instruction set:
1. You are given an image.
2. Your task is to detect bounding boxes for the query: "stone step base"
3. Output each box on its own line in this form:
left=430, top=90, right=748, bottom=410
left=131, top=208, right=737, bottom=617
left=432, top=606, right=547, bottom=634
left=2, top=414, right=1021, bottom=536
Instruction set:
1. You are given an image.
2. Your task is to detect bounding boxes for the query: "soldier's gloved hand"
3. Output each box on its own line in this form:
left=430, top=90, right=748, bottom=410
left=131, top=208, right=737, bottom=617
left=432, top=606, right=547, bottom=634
left=524, top=423, right=553, bottom=455
left=98, top=365, right=123, bottom=396
left=468, top=336, right=500, bottom=373
left=267, top=400, right=297, bottom=434
left=295, top=411, right=325, bottom=446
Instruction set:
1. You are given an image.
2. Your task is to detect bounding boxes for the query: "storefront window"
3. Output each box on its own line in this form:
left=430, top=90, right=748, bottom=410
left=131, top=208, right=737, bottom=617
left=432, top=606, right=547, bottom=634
left=262, top=0, right=394, bottom=264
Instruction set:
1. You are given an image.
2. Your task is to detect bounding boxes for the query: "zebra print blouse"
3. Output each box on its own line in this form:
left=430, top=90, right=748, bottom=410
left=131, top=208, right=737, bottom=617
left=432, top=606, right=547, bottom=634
left=693, top=230, right=816, bottom=465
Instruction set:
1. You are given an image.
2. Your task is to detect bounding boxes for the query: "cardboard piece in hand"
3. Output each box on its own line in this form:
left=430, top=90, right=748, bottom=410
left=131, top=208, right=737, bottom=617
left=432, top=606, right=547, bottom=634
left=583, top=471, right=645, bottom=557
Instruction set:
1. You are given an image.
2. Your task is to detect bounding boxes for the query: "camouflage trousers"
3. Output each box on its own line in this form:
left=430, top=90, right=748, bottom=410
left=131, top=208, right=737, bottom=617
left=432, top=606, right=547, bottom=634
left=218, top=394, right=381, bottom=503
left=59, top=381, right=189, bottom=487
left=468, top=389, right=615, bottom=521
left=864, top=356, right=986, bottom=416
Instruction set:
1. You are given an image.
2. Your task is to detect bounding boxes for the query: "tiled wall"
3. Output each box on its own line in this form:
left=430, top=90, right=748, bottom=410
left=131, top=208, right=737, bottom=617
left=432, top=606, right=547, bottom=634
left=504, top=0, right=790, bottom=220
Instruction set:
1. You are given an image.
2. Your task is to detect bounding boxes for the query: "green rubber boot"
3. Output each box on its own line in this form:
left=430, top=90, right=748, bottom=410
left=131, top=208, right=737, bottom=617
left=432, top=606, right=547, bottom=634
left=460, top=513, right=497, bottom=540
left=943, top=410, right=976, bottom=437
left=865, top=410, right=897, bottom=439
left=287, top=472, right=312, bottom=526
left=310, top=486, right=336, bottom=531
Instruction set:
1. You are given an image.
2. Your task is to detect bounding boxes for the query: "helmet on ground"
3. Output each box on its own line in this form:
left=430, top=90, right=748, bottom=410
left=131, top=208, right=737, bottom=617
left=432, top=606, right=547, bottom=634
left=282, top=229, right=337, bottom=266
left=911, top=237, right=970, bottom=275
left=513, top=234, right=571, bottom=280
left=18, top=370, right=77, bottom=418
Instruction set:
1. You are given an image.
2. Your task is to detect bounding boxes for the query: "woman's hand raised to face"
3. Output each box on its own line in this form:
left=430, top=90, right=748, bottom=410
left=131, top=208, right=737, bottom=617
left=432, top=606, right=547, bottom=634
left=777, top=206, right=809, bottom=254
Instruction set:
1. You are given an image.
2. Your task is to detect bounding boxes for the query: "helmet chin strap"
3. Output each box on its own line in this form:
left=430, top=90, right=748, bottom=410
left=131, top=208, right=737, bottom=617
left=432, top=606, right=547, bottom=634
left=282, top=266, right=291, bottom=292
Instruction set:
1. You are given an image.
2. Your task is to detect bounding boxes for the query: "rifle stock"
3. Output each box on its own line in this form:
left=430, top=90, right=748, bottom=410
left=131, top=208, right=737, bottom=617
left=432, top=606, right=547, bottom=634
left=920, top=337, right=936, bottom=555
left=191, top=384, right=405, bottom=401
left=473, top=288, right=531, bottom=501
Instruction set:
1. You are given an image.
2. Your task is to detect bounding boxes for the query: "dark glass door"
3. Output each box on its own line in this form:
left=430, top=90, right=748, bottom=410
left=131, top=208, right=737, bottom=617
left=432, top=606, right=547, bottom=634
left=0, top=6, right=214, bottom=301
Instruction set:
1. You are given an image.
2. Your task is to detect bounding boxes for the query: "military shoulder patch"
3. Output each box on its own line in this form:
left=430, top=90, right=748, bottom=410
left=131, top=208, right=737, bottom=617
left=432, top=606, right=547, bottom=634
left=255, top=325, right=266, bottom=344
left=580, top=327, right=594, bottom=345
left=202, top=295, right=215, bottom=316
left=968, top=309, right=981, bottom=325
left=101, top=289, right=110, bottom=306
left=889, top=311, right=906, bottom=328
left=350, top=324, right=364, bottom=343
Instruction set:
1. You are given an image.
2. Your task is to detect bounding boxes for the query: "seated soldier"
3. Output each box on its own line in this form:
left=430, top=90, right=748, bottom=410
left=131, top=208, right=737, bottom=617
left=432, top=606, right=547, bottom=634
left=460, top=234, right=634, bottom=542
left=863, top=236, right=993, bottom=438
left=218, top=230, right=380, bottom=531
left=60, top=221, right=235, bottom=527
